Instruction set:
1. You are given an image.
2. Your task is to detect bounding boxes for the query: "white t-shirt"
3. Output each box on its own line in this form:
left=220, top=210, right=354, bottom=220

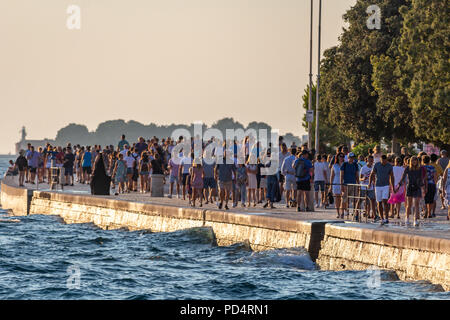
left=360, top=165, right=374, bottom=190
left=314, top=162, right=327, bottom=182
left=392, top=166, right=405, bottom=187
left=124, top=156, right=135, bottom=168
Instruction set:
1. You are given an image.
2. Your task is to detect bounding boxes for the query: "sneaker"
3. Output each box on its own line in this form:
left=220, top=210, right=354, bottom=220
left=385, top=219, right=389, bottom=224
left=380, top=220, right=385, bottom=225
left=224, top=205, right=229, bottom=210
left=218, top=203, right=222, bottom=209
left=413, top=221, right=419, bottom=227
left=373, top=216, right=381, bottom=223
left=297, top=207, right=301, bottom=212
left=232, top=203, right=237, bottom=208
left=263, top=202, right=269, bottom=208
left=167, top=194, right=172, bottom=199
left=316, top=204, right=320, bottom=208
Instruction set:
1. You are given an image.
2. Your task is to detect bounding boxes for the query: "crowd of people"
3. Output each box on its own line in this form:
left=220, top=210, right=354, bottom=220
left=7, top=134, right=450, bottom=226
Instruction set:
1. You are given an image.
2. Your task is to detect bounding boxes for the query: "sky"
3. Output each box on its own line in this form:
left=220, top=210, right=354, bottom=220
left=0, top=0, right=356, bottom=154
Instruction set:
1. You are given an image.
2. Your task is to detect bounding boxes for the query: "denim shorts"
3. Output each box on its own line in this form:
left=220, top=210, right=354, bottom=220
left=203, top=177, right=217, bottom=189
left=314, top=181, right=325, bottom=192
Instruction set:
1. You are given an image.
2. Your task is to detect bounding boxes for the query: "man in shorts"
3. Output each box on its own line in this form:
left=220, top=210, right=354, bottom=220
left=203, top=156, right=217, bottom=204
left=293, top=150, right=313, bottom=212
left=369, top=154, right=394, bottom=225
left=359, top=155, right=377, bottom=219
left=340, top=152, right=360, bottom=216
left=63, top=147, right=75, bottom=186
left=281, top=147, right=297, bottom=208
left=215, top=150, right=236, bottom=210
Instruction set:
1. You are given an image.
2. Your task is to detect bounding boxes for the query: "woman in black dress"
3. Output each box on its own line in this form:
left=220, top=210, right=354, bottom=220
left=90, top=153, right=111, bottom=195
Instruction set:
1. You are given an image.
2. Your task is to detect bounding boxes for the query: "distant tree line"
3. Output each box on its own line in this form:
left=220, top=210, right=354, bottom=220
left=302, top=0, right=449, bottom=152
left=55, top=118, right=303, bottom=148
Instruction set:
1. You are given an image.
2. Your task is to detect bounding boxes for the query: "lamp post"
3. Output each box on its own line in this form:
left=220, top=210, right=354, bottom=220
left=315, top=0, right=322, bottom=153
left=308, top=0, right=314, bottom=150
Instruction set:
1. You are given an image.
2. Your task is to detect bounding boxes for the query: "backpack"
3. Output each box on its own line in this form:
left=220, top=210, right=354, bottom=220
left=294, top=159, right=307, bottom=178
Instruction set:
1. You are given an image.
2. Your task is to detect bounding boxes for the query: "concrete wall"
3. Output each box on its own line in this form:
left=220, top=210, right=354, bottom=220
left=317, top=223, right=450, bottom=291
left=0, top=178, right=33, bottom=216
left=1, top=178, right=449, bottom=291
left=29, top=190, right=332, bottom=259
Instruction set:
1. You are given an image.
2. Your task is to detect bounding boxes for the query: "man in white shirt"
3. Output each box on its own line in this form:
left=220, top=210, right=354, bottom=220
left=314, top=154, right=328, bottom=208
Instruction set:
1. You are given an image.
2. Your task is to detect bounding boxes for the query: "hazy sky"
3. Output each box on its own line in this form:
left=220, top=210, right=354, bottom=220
left=0, top=0, right=356, bottom=154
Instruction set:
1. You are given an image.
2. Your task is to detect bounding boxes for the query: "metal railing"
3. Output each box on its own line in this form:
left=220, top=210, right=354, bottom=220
left=325, top=183, right=374, bottom=223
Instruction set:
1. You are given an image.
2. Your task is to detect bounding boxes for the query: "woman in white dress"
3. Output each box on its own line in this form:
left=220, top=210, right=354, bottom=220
left=329, top=152, right=345, bottom=218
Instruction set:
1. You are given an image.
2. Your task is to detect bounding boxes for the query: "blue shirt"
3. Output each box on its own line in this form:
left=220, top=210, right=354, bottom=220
left=425, top=165, right=436, bottom=185
left=294, top=157, right=312, bottom=182
left=341, top=161, right=359, bottom=184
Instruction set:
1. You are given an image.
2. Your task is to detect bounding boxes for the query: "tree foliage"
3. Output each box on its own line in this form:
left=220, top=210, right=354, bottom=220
left=54, top=118, right=303, bottom=148
left=397, top=0, right=450, bottom=146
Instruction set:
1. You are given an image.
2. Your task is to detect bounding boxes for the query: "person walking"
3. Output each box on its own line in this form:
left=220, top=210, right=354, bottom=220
left=81, top=146, right=93, bottom=184
left=359, top=155, right=377, bottom=219
left=399, top=156, right=427, bottom=226
left=441, top=163, right=450, bottom=221
left=387, top=157, right=406, bottom=219
left=330, top=153, right=345, bottom=218
left=281, top=148, right=297, bottom=208
left=369, top=154, right=394, bottom=225
left=314, top=154, right=328, bottom=208
left=190, top=159, right=204, bottom=207
left=215, top=150, right=236, bottom=210
left=422, top=155, right=437, bottom=218
left=293, top=150, right=313, bottom=212
left=14, top=150, right=28, bottom=187
left=340, top=152, right=360, bottom=217
left=112, top=153, right=127, bottom=195
left=139, top=152, right=150, bottom=193
left=246, top=155, right=258, bottom=207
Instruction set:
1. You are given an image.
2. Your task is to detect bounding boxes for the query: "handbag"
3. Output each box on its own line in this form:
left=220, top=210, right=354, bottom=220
left=328, top=191, right=334, bottom=204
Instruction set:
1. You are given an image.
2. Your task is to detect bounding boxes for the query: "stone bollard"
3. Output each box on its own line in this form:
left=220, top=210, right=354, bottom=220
left=307, top=190, right=315, bottom=212
left=150, top=174, right=164, bottom=197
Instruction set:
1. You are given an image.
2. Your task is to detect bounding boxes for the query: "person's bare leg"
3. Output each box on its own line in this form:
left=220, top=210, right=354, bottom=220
left=384, top=201, right=390, bottom=221
left=413, top=198, right=420, bottom=225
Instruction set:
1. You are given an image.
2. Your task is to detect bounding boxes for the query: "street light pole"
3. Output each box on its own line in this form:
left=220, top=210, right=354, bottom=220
left=308, top=0, right=314, bottom=150
left=315, top=0, right=322, bottom=153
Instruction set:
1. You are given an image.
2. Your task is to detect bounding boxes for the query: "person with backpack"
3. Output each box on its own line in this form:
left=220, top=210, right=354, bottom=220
left=14, top=150, right=28, bottom=187
left=340, top=152, right=360, bottom=218
left=293, top=150, right=313, bottom=212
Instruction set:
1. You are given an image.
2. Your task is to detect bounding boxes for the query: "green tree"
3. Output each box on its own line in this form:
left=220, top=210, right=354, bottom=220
left=55, top=123, right=92, bottom=146
left=370, top=0, right=417, bottom=148
left=397, top=0, right=450, bottom=146
left=320, top=0, right=410, bottom=144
